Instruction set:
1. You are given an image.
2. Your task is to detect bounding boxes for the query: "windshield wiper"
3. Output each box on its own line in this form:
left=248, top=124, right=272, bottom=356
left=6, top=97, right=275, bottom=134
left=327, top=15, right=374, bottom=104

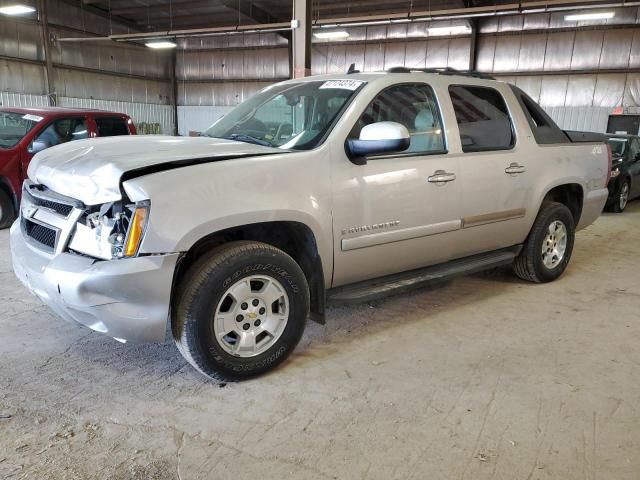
left=223, top=133, right=272, bottom=147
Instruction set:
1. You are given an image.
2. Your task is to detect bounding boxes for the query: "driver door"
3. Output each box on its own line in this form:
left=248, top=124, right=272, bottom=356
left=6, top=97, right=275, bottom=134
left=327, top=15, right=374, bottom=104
left=331, top=83, right=462, bottom=287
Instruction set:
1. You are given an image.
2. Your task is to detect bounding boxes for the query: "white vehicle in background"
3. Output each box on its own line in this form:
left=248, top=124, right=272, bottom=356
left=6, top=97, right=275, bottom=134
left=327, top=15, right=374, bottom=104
left=11, top=67, right=610, bottom=380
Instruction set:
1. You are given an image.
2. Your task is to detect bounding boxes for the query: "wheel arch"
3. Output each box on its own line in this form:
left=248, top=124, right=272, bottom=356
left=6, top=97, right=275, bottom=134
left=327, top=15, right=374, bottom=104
left=0, top=176, right=19, bottom=216
left=539, top=182, right=584, bottom=226
left=171, top=221, right=327, bottom=325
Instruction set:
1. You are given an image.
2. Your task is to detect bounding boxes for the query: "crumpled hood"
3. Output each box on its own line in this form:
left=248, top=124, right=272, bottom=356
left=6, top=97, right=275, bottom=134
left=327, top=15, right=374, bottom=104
left=28, top=135, right=282, bottom=205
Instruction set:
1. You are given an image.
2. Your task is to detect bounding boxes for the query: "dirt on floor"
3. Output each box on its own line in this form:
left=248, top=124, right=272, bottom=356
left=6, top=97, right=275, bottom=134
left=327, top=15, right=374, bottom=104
left=1, top=202, right=640, bottom=480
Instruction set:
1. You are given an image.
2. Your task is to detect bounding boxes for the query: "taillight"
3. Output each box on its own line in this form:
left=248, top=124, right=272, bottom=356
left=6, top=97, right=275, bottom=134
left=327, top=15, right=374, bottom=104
left=605, top=143, right=612, bottom=186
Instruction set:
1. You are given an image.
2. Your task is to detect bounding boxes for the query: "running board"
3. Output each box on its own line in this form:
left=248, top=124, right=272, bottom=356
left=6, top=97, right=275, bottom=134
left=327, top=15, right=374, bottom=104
left=327, top=247, right=520, bottom=305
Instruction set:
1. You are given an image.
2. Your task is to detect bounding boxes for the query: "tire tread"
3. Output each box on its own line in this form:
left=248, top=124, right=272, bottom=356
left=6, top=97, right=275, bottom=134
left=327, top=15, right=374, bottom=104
left=173, top=241, right=308, bottom=381
left=514, top=201, right=574, bottom=283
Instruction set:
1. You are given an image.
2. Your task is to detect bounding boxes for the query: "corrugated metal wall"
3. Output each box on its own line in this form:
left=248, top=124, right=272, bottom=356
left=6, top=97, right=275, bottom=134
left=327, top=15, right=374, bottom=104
left=4, top=3, right=639, bottom=135
left=178, top=13, right=640, bottom=134
left=478, top=7, right=640, bottom=33
left=0, top=91, right=175, bottom=134
left=176, top=34, right=288, bottom=107
left=476, top=28, right=640, bottom=73
left=0, top=0, right=173, bottom=132
left=176, top=21, right=472, bottom=108
left=176, top=20, right=473, bottom=133
left=476, top=13, right=640, bottom=131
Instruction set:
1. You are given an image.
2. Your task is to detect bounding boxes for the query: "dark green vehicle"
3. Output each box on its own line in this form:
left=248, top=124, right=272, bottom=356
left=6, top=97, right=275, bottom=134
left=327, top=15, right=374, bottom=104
left=606, top=135, right=640, bottom=213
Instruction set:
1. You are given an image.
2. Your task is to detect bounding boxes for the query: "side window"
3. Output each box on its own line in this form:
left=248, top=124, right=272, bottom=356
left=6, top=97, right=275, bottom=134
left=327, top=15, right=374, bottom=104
left=95, top=117, right=129, bottom=137
left=32, top=117, right=88, bottom=151
left=449, top=85, right=514, bottom=152
left=354, top=83, right=445, bottom=155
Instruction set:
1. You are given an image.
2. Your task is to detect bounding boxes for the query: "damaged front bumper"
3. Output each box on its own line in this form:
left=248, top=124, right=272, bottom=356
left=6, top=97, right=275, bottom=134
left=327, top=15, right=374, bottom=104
left=10, top=220, right=180, bottom=343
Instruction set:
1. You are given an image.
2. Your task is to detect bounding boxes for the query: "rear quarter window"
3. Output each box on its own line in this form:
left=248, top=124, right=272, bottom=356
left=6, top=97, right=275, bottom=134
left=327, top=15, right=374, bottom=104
left=95, top=117, right=129, bottom=137
left=449, top=85, right=514, bottom=152
left=510, top=85, right=569, bottom=145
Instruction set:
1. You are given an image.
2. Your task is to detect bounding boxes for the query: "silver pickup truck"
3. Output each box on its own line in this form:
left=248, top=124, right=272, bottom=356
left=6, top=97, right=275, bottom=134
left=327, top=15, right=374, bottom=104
left=11, top=68, right=610, bottom=380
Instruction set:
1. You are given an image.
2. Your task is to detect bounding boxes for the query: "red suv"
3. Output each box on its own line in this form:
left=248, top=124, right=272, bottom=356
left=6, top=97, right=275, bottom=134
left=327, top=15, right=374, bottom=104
left=0, top=107, right=137, bottom=228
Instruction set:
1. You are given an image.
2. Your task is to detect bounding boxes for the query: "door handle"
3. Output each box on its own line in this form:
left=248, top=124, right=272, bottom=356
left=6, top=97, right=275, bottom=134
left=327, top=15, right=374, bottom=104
left=428, top=170, right=457, bottom=184
left=505, top=163, right=526, bottom=175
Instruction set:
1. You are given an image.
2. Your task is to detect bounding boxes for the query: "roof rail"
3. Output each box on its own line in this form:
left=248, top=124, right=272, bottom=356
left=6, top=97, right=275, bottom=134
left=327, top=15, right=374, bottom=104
left=387, top=66, right=495, bottom=80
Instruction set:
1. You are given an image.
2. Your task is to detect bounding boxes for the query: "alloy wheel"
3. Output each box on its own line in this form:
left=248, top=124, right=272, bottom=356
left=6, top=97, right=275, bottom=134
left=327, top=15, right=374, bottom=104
left=212, top=275, right=290, bottom=357
left=541, top=220, right=568, bottom=269
left=620, top=182, right=630, bottom=211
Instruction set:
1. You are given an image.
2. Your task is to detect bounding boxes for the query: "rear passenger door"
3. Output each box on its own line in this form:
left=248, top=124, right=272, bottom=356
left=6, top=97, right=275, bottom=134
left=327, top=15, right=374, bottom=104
left=447, top=84, right=531, bottom=258
left=94, top=116, right=130, bottom=137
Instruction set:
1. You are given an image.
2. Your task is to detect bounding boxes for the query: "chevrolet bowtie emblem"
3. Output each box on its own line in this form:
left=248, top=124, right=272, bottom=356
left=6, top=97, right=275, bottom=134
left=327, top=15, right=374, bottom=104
left=247, top=312, right=257, bottom=319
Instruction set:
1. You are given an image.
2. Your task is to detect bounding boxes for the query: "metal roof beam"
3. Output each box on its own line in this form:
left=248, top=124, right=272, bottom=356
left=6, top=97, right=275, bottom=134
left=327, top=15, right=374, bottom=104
left=221, top=0, right=284, bottom=24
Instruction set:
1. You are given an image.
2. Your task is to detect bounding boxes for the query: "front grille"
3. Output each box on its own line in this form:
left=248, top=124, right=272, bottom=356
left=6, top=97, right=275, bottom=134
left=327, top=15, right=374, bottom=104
left=22, top=218, right=57, bottom=252
left=25, top=191, right=74, bottom=217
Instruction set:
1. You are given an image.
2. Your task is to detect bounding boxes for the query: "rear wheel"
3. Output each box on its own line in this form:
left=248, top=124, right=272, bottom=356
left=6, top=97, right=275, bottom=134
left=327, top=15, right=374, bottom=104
left=172, top=241, right=309, bottom=381
left=0, top=189, right=16, bottom=229
left=514, top=202, right=575, bottom=283
left=611, top=179, right=630, bottom=213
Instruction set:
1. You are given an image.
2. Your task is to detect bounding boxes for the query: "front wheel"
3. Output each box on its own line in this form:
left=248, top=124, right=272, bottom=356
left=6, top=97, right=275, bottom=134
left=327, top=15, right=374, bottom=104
left=513, top=202, right=575, bottom=283
left=172, top=241, right=309, bottom=381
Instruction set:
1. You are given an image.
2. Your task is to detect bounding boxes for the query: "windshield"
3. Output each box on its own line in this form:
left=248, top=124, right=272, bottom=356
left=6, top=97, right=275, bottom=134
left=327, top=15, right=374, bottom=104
left=608, top=138, right=627, bottom=157
left=202, top=80, right=364, bottom=150
left=0, top=112, right=39, bottom=149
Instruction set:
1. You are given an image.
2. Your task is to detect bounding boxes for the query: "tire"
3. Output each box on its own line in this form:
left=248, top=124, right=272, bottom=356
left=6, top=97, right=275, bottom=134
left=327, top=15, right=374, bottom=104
left=611, top=179, right=630, bottom=213
left=0, top=188, right=16, bottom=230
left=513, top=201, right=575, bottom=283
left=172, top=241, right=309, bottom=381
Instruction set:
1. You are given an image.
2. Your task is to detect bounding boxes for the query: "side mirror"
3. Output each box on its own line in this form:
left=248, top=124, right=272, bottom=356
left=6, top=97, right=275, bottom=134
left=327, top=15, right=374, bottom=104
left=28, top=139, right=50, bottom=154
left=346, top=121, right=410, bottom=164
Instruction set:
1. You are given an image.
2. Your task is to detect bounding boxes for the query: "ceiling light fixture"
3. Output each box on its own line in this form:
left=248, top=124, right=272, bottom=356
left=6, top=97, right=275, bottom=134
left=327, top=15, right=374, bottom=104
left=145, top=40, right=177, bottom=49
left=426, top=25, right=471, bottom=36
left=564, top=11, right=615, bottom=21
left=313, top=30, right=350, bottom=40
left=0, top=4, right=35, bottom=15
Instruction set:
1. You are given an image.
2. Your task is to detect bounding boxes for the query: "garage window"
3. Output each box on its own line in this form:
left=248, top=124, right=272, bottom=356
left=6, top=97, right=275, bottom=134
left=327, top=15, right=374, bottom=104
left=449, top=85, right=514, bottom=152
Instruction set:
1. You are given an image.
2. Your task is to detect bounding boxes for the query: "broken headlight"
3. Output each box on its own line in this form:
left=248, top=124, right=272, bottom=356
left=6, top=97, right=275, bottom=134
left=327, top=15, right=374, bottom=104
left=68, top=201, right=150, bottom=260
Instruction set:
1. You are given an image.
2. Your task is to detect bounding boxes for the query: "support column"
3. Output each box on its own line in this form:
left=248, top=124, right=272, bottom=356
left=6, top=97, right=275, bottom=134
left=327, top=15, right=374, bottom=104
left=292, top=0, right=312, bottom=78
left=171, top=50, right=179, bottom=136
left=38, top=0, right=56, bottom=106
left=468, top=19, right=478, bottom=72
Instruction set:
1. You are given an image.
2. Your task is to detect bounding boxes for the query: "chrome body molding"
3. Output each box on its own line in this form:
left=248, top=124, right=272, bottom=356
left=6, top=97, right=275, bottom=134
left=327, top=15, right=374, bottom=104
left=342, top=219, right=461, bottom=251
left=461, top=208, right=527, bottom=229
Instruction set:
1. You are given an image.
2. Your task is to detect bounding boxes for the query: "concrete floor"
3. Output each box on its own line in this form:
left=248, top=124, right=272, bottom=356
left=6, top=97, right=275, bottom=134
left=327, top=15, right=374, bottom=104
left=1, top=202, right=639, bottom=480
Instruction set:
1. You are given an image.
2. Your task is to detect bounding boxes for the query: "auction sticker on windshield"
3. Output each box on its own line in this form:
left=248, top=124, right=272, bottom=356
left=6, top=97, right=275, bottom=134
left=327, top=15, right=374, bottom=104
left=320, top=80, right=365, bottom=91
left=23, top=114, right=43, bottom=122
